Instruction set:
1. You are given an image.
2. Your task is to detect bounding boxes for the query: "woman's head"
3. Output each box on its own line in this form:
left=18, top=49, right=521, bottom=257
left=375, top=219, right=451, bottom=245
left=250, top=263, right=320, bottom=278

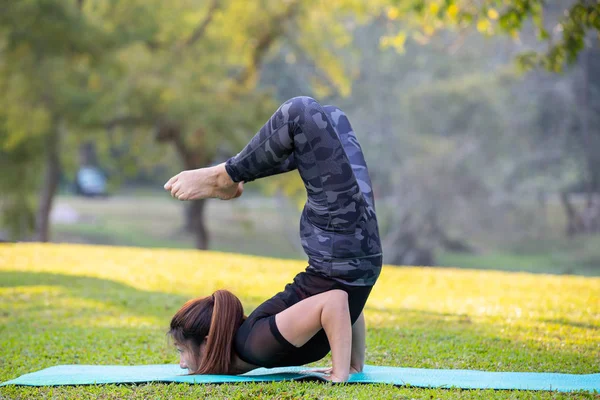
left=168, top=289, right=245, bottom=375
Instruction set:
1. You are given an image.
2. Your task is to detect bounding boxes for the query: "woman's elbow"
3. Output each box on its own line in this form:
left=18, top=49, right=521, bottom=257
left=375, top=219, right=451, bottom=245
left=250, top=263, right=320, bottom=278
left=319, top=289, right=349, bottom=320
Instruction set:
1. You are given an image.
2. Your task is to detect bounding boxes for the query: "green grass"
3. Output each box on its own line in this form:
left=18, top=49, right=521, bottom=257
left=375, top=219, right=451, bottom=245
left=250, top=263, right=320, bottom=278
left=437, top=249, right=600, bottom=276
left=51, top=194, right=305, bottom=259
left=437, top=233, right=600, bottom=276
left=0, top=243, right=598, bottom=399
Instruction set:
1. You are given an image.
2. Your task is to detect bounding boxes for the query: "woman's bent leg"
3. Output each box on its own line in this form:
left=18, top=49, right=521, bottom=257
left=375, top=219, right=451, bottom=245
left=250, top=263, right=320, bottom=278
left=225, top=96, right=363, bottom=231
left=322, top=105, right=375, bottom=211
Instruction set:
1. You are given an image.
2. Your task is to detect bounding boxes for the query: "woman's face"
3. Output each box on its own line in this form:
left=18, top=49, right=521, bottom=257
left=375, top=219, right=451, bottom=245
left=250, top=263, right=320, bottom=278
left=175, top=340, right=202, bottom=371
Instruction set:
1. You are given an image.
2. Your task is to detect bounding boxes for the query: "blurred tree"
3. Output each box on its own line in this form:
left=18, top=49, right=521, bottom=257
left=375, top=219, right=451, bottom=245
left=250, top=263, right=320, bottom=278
left=260, top=0, right=600, bottom=260
left=530, top=40, right=600, bottom=236
left=89, top=0, right=387, bottom=249
left=572, top=41, right=600, bottom=235
left=277, top=14, right=584, bottom=264
left=0, top=124, right=42, bottom=240
left=314, top=2, right=599, bottom=264
left=0, top=0, right=389, bottom=247
left=0, top=0, right=112, bottom=241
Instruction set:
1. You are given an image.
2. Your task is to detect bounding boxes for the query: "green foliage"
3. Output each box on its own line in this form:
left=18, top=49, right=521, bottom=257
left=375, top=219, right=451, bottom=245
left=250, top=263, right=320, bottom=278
left=0, top=0, right=118, bottom=239
left=0, top=0, right=110, bottom=58
left=384, top=0, right=600, bottom=72
left=0, top=0, right=381, bottom=239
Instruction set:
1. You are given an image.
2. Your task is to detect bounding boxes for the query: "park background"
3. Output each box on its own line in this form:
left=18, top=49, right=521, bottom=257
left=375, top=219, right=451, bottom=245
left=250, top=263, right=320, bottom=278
left=2, top=0, right=600, bottom=276
left=1, top=1, right=599, bottom=398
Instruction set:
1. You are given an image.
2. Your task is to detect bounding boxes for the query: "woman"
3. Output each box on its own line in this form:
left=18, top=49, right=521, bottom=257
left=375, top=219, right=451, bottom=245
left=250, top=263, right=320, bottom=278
left=164, top=96, right=382, bottom=382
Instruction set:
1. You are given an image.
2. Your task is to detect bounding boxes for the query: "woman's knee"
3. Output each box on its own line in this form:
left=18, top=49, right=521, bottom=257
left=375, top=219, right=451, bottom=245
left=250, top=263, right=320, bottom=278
left=284, top=96, right=325, bottom=116
left=275, top=96, right=314, bottom=122
left=287, top=95, right=318, bottom=106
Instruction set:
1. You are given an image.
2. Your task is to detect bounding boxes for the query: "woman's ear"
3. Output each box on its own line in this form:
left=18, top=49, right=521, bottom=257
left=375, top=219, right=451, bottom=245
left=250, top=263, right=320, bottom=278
left=200, top=335, right=208, bottom=351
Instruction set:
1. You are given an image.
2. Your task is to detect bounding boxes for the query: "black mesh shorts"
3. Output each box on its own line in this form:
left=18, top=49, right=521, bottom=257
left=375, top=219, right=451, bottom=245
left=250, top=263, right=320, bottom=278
left=234, top=270, right=373, bottom=368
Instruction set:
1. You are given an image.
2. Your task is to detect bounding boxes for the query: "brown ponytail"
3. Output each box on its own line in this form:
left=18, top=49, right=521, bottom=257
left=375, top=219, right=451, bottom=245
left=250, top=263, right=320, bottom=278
left=168, top=289, right=245, bottom=375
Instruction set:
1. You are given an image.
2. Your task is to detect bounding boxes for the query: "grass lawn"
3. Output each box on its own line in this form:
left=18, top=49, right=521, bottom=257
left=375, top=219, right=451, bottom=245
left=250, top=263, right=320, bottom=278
left=1, top=243, right=598, bottom=399
left=49, top=193, right=600, bottom=277
left=437, top=243, right=600, bottom=277
left=51, top=194, right=306, bottom=260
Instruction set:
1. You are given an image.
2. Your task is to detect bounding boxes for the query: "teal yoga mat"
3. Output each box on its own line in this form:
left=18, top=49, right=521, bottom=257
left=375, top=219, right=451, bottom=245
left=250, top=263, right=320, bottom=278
left=2, top=364, right=599, bottom=392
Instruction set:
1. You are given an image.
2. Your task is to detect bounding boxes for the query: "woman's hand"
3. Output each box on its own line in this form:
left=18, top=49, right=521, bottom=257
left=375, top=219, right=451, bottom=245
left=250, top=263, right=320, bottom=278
left=308, top=365, right=361, bottom=382
left=349, top=365, right=362, bottom=374
left=314, top=368, right=345, bottom=382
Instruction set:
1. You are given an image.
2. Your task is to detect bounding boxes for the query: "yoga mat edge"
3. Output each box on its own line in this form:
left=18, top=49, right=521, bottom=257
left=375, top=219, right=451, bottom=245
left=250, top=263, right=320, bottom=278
left=1, top=364, right=599, bottom=393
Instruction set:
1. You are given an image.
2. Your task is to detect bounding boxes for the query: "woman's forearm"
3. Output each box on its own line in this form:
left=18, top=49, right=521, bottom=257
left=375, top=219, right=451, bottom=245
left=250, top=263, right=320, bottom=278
left=320, top=292, right=352, bottom=382
left=350, top=312, right=365, bottom=372
left=273, top=289, right=354, bottom=382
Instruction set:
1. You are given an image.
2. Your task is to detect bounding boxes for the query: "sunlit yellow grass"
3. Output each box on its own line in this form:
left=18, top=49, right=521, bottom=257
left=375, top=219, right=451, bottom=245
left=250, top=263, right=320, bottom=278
left=2, top=242, right=598, bottom=322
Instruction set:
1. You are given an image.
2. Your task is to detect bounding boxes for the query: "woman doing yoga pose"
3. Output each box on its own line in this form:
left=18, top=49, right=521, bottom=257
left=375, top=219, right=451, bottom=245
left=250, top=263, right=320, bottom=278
left=163, top=96, right=382, bottom=382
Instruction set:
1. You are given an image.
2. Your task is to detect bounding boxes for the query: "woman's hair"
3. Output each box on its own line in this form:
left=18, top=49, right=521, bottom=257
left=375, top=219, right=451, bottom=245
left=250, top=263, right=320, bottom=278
left=168, top=289, right=245, bottom=375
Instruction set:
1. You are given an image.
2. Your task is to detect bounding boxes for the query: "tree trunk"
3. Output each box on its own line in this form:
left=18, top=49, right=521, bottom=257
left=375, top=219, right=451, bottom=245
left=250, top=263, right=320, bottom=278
left=187, top=199, right=209, bottom=249
left=561, top=191, right=583, bottom=237
left=35, top=119, right=62, bottom=242
left=156, top=122, right=211, bottom=249
left=79, top=141, right=98, bottom=167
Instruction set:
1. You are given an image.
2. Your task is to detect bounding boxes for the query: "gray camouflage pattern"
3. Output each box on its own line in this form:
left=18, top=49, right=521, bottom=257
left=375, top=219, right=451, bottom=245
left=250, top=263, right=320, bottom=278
left=225, top=96, right=382, bottom=286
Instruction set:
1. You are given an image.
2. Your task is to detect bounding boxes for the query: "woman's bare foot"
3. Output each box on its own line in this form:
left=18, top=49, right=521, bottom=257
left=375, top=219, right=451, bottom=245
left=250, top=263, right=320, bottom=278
left=164, top=163, right=243, bottom=201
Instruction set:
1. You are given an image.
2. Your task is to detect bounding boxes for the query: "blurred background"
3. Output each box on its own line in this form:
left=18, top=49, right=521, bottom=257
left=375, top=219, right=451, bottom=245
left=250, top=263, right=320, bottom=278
left=1, top=0, right=599, bottom=276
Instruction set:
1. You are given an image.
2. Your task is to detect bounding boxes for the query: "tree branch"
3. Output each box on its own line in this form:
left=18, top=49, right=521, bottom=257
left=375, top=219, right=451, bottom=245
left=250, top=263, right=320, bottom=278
left=103, top=116, right=148, bottom=130
left=234, top=0, right=301, bottom=87
left=185, top=0, right=221, bottom=47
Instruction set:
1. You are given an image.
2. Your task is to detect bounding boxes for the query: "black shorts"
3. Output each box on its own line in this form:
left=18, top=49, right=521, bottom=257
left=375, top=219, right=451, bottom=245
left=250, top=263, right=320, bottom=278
left=234, top=270, right=373, bottom=368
